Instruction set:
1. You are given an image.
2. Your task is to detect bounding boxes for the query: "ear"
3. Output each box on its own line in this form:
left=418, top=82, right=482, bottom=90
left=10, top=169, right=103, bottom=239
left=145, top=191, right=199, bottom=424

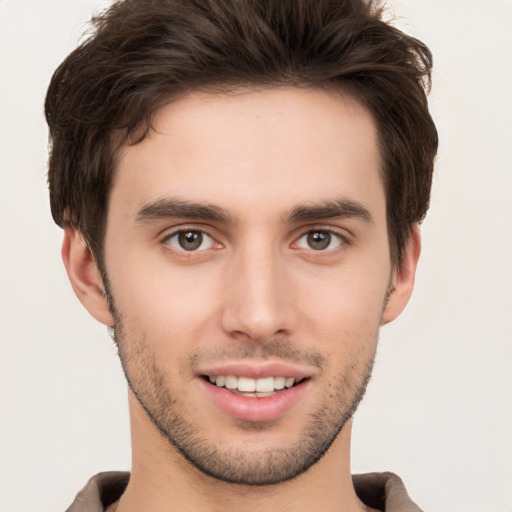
left=61, top=228, right=114, bottom=326
left=381, top=225, right=421, bottom=325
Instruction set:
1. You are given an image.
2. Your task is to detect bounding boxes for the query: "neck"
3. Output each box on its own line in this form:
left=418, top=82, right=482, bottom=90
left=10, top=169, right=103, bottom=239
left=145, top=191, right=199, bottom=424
left=116, top=391, right=372, bottom=512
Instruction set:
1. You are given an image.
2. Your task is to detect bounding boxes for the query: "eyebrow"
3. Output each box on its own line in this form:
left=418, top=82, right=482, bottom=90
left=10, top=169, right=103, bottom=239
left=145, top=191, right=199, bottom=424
left=134, top=198, right=235, bottom=225
left=286, top=199, right=373, bottom=224
left=134, top=197, right=373, bottom=227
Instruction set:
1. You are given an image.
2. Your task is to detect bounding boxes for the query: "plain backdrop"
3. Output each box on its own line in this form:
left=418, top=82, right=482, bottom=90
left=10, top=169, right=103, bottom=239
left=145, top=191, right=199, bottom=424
left=0, top=1, right=511, bottom=511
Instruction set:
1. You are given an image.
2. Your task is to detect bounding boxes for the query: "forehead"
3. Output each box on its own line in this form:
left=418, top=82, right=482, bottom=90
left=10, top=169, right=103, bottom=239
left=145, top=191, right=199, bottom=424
left=111, top=87, right=384, bottom=224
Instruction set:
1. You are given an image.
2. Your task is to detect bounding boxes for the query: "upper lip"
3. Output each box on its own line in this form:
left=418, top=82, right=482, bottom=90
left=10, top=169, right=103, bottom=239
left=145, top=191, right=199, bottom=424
left=196, top=361, right=313, bottom=380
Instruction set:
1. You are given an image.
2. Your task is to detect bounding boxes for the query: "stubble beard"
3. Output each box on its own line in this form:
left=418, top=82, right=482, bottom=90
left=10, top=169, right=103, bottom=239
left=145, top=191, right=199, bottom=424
left=105, top=285, right=378, bottom=486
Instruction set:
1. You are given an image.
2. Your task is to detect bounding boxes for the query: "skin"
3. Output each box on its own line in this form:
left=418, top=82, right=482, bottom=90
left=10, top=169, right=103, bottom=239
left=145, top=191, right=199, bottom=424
left=63, top=87, right=420, bottom=512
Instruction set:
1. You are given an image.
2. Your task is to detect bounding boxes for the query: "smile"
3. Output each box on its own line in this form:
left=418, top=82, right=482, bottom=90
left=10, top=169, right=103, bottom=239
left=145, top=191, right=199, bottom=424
left=199, top=371, right=311, bottom=422
left=206, top=375, right=306, bottom=397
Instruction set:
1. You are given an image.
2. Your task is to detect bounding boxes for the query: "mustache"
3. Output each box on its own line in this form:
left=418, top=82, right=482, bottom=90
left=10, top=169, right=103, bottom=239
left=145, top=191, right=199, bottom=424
left=188, top=339, right=326, bottom=370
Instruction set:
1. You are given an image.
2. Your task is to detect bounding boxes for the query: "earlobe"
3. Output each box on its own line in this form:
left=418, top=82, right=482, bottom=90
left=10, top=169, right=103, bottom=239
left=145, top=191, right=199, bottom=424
left=62, top=228, right=114, bottom=326
left=381, top=226, right=421, bottom=325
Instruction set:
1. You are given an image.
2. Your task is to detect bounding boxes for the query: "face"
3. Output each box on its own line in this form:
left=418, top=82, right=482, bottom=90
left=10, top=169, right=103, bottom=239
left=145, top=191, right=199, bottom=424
left=71, top=87, right=416, bottom=485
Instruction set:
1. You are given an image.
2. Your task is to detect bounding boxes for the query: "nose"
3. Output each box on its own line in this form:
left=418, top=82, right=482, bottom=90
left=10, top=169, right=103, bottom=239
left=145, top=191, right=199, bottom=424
left=220, top=245, right=297, bottom=343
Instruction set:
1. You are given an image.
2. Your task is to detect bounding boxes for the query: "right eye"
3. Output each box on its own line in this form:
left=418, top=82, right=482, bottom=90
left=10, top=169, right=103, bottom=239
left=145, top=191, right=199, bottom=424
left=295, top=230, right=345, bottom=251
left=164, top=230, right=215, bottom=252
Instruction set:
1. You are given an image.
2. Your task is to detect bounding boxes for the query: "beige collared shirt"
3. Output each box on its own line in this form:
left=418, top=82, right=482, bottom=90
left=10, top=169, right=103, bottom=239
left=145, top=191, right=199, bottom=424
left=65, top=471, right=423, bottom=511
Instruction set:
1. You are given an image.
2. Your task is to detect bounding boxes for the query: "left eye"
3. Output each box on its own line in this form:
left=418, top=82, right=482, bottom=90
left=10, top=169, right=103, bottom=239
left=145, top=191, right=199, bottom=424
left=296, top=230, right=344, bottom=251
left=165, top=230, right=215, bottom=251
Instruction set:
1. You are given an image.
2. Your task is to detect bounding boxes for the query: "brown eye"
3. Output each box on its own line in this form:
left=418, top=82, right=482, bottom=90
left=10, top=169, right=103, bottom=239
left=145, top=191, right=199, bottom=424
left=166, top=230, right=214, bottom=251
left=179, top=231, right=202, bottom=250
left=307, top=231, right=331, bottom=250
left=297, top=230, right=344, bottom=251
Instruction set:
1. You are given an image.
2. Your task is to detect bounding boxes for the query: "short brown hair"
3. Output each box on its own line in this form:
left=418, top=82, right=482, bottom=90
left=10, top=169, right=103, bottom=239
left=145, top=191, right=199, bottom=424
left=46, top=0, right=438, bottom=267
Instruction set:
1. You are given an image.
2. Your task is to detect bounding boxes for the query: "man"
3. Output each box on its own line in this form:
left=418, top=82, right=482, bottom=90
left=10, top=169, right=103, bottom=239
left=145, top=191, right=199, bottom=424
left=45, top=0, right=438, bottom=510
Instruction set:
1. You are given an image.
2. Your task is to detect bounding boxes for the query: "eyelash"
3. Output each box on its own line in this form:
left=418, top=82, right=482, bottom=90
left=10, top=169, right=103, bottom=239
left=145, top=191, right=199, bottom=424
left=161, top=226, right=348, bottom=255
left=293, top=230, right=346, bottom=252
left=163, top=229, right=219, bottom=253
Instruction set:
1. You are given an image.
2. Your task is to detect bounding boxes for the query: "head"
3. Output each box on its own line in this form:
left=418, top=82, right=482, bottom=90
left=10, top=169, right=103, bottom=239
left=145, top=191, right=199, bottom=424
left=46, top=0, right=437, bottom=487
left=46, top=0, right=437, bottom=271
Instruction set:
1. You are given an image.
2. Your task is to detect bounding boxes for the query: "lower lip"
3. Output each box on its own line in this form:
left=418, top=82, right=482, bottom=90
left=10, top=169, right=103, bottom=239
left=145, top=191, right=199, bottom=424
left=199, top=378, right=310, bottom=422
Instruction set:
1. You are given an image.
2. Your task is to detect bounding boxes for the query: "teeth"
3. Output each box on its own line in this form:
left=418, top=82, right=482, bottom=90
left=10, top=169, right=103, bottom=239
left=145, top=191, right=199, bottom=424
left=274, top=377, right=285, bottom=390
left=207, top=375, right=300, bottom=393
left=238, top=376, right=256, bottom=392
left=256, top=376, right=274, bottom=392
left=225, top=376, right=237, bottom=390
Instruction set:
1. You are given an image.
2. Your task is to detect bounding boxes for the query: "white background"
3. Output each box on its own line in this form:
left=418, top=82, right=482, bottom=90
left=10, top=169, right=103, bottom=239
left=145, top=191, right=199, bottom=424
left=0, top=1, right=511, bottom=510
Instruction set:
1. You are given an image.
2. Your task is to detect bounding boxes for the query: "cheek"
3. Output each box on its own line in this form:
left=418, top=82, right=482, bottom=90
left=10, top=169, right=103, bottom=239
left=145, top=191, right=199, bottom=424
left=303, top=286, right=381, bottom=383
left=108, top=254, right=222, bottom=339
left=297, top=261, right=391, bottom=331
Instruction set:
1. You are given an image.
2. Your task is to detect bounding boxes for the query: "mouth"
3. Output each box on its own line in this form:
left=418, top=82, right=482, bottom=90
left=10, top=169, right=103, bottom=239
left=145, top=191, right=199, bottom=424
left=197, top=365, right=312, bottom=422
left=196, top=361, right=314, bottom=422
left=202, top=374, right=309, bottom=398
